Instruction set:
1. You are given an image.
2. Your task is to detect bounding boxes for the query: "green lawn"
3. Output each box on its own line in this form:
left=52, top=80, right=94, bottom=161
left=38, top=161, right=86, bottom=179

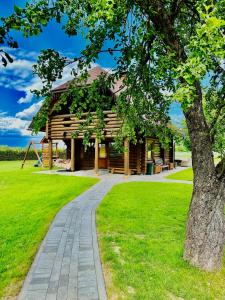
left=166, top=168, right=193, bottom=181
left=0, top=161, right=98, bottom=299
left=97, top=182, right=225, bottom=300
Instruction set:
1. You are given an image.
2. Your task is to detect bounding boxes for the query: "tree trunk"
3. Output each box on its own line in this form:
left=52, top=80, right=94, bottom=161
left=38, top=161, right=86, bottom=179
left=140, top=2, right=225, bottom=270
left=184, top=177, right=224, bottom=271
left=183, top=85, right=225, bottom=271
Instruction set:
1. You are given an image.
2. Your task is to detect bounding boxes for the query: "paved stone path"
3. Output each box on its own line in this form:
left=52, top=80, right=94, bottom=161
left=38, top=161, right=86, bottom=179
left=18, top=177, right=122, bottom=300
left=18, top=167, right=192, bottom=300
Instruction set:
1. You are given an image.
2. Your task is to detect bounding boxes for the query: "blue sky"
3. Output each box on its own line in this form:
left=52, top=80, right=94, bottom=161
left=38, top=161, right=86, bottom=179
left=0, top=0, right=183, bottom=147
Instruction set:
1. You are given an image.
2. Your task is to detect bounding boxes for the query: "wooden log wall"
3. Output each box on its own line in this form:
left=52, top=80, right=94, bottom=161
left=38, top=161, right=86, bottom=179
left=48, top=111, right=122, bottom=140
left=140, top=143, right=145, bottom=174
left=45, top=106, right=175, bottom=173
left=170, top=142, right=175, bottom=163
left=80, top=144, right=95, bottom=170
left=129, top=143, right=138, bottom=170
left=160, top=141, right=174, bottom=164
left=164, top=149, right=171, bottom=163
left=108, top=142, right=141, bottom=173
left=153, top=140, right=161, bottom=161
left=108, top=143, right=124, bottom=169
left=63, top=140, right=71, bottom=159
left=42, top=143, right=50, bottom=167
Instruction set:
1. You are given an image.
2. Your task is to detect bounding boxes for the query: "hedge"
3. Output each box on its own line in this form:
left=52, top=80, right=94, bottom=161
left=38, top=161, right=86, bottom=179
left=0, top=146, right=66, bottom=161
left=0, top=146, right=42, bottom=161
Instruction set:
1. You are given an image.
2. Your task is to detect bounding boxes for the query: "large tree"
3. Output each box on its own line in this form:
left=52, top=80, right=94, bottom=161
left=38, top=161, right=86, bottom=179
left=1, top=0, right=224, bottom=271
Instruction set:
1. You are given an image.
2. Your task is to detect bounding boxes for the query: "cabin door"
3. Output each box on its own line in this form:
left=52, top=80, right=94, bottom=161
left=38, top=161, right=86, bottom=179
left=98, top=143, right=108, bottom=169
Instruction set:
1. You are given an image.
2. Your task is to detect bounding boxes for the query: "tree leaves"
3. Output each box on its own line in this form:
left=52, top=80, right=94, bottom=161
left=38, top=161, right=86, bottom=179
left=0, top=0, right=224, bottom=163
left=0, top=50, right=14, bottom=67
left=1, top=56, right=7, bottom=67
left=4, top=52, right=13, bottom=63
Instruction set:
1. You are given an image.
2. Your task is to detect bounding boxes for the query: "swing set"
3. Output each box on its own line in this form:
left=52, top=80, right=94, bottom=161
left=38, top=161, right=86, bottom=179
left=21, top=139, right=59, bottom=169
left=21, top=141, right=42, bottom=169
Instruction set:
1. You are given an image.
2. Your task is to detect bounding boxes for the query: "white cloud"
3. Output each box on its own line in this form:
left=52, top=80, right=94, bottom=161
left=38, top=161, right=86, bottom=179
left=0, top=47, right=102, bottom=106
left=0, top=48, right=109, bottom=144
left=0, top=111, right=7, bottom=117
left=18, top=91, right=34, bottom=104
left=16, top=100, right=43, bottom=119
left=0, top=48, right=41, bottom=104
left=0, top=48, right=80, bottom=104
left=0, top=115, right=31, bottom=136
left=0, top=98, right=43, bottom=138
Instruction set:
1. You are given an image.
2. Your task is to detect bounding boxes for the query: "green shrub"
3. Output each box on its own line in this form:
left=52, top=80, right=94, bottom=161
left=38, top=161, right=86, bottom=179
left=0, top=146, right=42, bottom=161
left=0, top=146, right=66, bottom=161
left=0, top=146, right=67, bottom=161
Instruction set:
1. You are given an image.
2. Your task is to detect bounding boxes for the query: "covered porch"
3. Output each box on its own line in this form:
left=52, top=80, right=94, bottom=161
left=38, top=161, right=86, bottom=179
left=44, top=111, right=175, bottom=175
left=45, top=136, right=175, bottom=176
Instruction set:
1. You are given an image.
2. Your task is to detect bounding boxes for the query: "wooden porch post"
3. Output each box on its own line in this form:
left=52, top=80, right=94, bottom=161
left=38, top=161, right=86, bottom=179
left=71, top=138, right=75, bottom=172
left=163, top=147, right=166, bottom=164
left=46, top=121, right=49, bottom=139
left=55, top=142, right=58, bottom=158
left=95, top=138, right=99, bottom=174
left=124, top=138, right=130, bottom=176
left=144, top=139, right=147, bottom=175
left=136, top=143, right=141, bottom=174
left=48, top=139, right=53, bottom=169
left=173, top=141, right=175, bottom=164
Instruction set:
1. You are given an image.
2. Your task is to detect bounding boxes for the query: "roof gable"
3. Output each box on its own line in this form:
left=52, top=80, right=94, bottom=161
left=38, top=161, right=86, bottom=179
left=52, top=66, right=124, bottom=95
left=52, top=66, right=107, bottom=91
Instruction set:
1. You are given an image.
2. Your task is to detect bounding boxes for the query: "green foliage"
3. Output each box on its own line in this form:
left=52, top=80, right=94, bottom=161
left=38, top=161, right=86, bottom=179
left=32, top=96, right=51, bottom=133
left=0, top=146, right=42, bottom=161
left=97, top=182, right=225, bottom=299
left=173, top=1, right=225, bottom=111
left=1, top=0, right=224, bottom=166
left=0, top=160, right=97, bottom=298
left=205, top=83, right=225, bottom=161
left=0, top=49, right=14, bottom=67
left=0, top=146, right=66, bottom=161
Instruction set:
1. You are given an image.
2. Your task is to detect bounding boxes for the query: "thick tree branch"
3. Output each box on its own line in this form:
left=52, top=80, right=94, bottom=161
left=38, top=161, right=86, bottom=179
left=170, top=0, right=186, bottom=19
left=210, top=103, right=225, bottom=132
left=215, top=156, right=225, bottom=179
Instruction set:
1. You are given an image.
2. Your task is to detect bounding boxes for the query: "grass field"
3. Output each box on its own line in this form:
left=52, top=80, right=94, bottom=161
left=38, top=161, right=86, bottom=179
left=166, top=168, right=193, bottom=181
left=0, top=161, right=98, bottom=299
left=97, top=182, right=225, bottom=300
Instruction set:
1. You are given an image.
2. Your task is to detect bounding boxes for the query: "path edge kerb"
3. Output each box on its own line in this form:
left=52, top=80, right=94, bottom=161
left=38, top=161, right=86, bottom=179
left=92, top=203, right=107, bottom=300
left=17, top=198, right=70, bottom=300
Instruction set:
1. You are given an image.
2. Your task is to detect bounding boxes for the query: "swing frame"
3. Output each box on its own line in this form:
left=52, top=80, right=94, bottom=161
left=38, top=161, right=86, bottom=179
left=21, top=141, right=43, bottom=169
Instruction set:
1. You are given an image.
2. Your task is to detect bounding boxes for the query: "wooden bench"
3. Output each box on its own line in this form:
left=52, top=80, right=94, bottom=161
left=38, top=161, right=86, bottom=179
left=109, top=167, right=137, bottom=175
left=161, top=164, right=169, bottom=171
left=154, top=157, right=171, bottom=173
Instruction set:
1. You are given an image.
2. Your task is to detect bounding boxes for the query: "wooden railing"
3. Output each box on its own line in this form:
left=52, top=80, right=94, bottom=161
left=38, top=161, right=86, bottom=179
left=47, top=110, right=122, bottom=140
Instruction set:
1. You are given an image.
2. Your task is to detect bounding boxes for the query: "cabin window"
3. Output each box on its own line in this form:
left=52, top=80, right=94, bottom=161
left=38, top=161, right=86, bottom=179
left=83, top=143, right=95, bottom=159
left=63, top=116, right=72, bottom=127
left=109, top=142, right=122, bottom=158
left=146, top=140, right=154, bottom=161
left=99, top=144, right=107, bottom=158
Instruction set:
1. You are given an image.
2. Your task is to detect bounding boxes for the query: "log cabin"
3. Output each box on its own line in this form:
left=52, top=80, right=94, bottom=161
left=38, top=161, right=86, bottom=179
left=32, top=66, right=175, bottom=175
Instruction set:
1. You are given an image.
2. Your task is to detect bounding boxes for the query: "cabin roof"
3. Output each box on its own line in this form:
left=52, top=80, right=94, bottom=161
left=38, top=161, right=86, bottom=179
left=52, top=66, right=124, bottom=95
left=53, top=66, right=107, bottom=92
